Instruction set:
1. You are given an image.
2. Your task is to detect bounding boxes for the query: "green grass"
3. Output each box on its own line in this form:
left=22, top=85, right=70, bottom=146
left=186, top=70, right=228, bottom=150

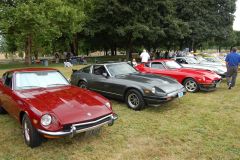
left=0, top=64, right=240, bottom=160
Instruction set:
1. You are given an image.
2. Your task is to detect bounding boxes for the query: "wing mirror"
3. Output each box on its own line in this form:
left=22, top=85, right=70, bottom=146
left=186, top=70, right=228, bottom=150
left=72, top=69, right=78, bottom=73
left=102, top=72, right=109, bottom=78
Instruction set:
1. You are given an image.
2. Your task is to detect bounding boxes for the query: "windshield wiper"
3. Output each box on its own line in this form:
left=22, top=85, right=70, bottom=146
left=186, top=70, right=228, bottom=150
left=47, top=84, right=68, bottom=87
left=18, top=86, right=43, bottom=89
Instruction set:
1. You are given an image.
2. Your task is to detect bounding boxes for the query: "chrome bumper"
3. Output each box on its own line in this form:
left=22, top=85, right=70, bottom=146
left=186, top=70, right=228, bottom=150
left=37, top=113, right=118, bottom=137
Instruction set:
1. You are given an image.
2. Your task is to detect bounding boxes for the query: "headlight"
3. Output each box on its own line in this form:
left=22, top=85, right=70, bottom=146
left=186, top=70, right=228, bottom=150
left=41, top=114, right=52, bottom=126
left=151, top=87, right=156, bottom=94
left=144, top=87, right=156, bottom=94
left=105, top=102, right=112, bottom=109
left=202, top=76, right=206, bottom=81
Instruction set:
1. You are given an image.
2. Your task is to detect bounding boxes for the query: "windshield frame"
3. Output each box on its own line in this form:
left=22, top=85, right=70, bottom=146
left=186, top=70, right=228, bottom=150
left=185, top=57, right=200, bottom=64
left=164, top=60, right=183, bottom=69
left=105, top=63, right=139, bottom=77
left=13, top=70, right=70, bottom=91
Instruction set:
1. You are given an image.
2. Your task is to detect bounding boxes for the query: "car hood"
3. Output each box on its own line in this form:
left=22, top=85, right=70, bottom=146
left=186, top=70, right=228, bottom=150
left=177, top=68, right=216, bottom=77
left=181, top=64, right=226, bottom=74
left=116, top=73, right=184, bottom=93
left=16, top=86, right=112, bottom=125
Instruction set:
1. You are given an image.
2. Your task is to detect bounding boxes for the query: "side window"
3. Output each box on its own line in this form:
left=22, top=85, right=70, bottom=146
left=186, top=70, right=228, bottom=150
left=4, top=73, right=13, bottom=88
left=151, top=62, right=165, bottom=69
left=2, top=73, right=7, bottom=82
left=176, top=58, right=186, bottom=64
left=145, top=63, right=150, bottom=67
left=82, top=66, right=91, bottom=73
left=93, top=65, right=108, bottom=76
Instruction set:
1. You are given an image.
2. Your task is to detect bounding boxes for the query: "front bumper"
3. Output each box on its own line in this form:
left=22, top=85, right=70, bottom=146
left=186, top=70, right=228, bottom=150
left=37, top=113, right=118, bottom=138
left=199, top=79, right=222, bottom=91
left=217, top=72, right=226, bottom=78
left=144, top=88, right=186, bottom=105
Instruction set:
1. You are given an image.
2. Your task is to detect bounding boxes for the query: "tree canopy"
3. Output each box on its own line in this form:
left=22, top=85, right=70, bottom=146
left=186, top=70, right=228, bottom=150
left=0, top=0, right=238, bottom=63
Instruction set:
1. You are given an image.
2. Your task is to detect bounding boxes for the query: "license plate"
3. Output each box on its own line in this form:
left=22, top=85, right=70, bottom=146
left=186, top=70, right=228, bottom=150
left=85, top=127, right=101, bottom=137
left=216, top=81, right=221, bottom=87
left=178, top=92, right=184, bottom=98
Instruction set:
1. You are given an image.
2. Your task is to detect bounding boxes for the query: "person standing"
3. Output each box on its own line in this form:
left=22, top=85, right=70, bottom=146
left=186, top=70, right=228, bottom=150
left=225, top=47, right=240, bottom=89
left=140, top=49, right=150, bottom=63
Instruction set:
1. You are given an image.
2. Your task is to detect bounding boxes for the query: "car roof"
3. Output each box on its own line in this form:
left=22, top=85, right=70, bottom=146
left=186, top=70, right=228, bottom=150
left=93, top=62, right=129, bottom=65
left=150, top=59, right=174, bottom=63
left=7, top=68, right=58, bottom=73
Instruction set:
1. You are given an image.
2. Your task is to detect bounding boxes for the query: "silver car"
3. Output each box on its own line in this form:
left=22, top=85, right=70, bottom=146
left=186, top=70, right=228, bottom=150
left=175, top=57, right=227, bottom=78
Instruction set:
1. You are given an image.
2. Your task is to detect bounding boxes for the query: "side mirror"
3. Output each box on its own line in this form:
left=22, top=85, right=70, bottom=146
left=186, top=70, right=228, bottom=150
left=72, top=69, right=78, bottom=73
left=102, top=73, right=108, bottom=78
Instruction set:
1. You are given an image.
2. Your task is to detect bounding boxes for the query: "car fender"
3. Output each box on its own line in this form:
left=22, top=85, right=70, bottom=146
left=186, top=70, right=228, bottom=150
left=123, top=86, right=145, bottom=98
left=78, top=78, right=88, bottom=85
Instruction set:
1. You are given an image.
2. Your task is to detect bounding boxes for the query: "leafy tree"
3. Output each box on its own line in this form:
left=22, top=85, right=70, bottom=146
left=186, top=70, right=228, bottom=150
left=174, top=0, right=236, bottom=51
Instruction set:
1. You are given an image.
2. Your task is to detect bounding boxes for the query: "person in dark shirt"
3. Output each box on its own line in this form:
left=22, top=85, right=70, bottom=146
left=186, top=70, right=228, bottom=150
left=225, top=47, right=240, bottom=89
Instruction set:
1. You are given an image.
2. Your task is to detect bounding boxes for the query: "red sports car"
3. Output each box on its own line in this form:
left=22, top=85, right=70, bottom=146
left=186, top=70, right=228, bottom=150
left=0, top=68, right=117, bottom=148
left=135, top=59, right=222, bottom=92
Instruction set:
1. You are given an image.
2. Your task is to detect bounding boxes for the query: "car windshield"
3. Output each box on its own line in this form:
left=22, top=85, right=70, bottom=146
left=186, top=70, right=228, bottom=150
left=185, top=57, right=199, bottom=64
left=196, top=56, right=207, bottom=62
left=15, top=71, right=69, bottom=90
left=106, top=63, right=138, bottom=76
left=205, top=57, right=222, bottom=63
left=165, top=61, right=182, bottom=69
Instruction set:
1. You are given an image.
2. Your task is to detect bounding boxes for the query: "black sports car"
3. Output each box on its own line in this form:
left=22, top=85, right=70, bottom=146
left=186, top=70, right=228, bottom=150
left=70, top=62, right=186, bottom=110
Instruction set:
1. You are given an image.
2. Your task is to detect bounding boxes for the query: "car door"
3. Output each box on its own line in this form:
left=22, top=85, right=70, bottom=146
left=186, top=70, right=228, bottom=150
left=88, top=65, right=112, bottom=94
left=88, top=65, right=125, bottom=98
left=1, top=72, right=20, bottom=119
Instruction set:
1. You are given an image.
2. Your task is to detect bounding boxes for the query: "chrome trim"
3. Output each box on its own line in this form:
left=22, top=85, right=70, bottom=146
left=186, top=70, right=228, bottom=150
left=166, top=88, right=185, bottom=97
left=91, top=88, right=122, bottom=96
left=37, top=113, right=118, bottom=137
left=72, top=114, right=112, bottom=127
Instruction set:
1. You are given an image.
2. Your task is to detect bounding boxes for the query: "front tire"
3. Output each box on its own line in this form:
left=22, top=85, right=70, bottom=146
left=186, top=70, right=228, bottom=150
left=183, top=78, right=199, bottom=93
left=125, top=89, right=145, bottom=110
left=78, top=81, right=88, bottom=89
left=0, top=106, right=7, bottom=114
left=22, top=114, right=42, bottom=148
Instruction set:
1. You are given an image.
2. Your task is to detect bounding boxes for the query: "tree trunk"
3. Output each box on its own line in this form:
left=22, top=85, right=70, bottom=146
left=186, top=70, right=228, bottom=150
left=126, top=36, right=133, bottom=61
left=70, top=34, right=78, bottom=56
left=218, top=46, right=221, bottom=53
left=25, top=35, right=32, bottom=65
left=111, top=47, right=114, bottom=56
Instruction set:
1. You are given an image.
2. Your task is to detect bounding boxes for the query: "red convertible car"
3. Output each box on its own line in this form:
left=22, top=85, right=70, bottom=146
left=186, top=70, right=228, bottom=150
left=135, top=59, right=222, bottom=92
left=0, top=68, right=117, bottom=148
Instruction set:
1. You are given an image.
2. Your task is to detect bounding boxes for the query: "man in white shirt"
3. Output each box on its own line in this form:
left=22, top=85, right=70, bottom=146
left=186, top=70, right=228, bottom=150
left=140, top=49, right=150, bottom=63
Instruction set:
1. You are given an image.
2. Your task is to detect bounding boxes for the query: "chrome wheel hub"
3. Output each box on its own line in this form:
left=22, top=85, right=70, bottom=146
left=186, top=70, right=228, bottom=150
left=185, top=80, right=197, bottom=92
left=24, top=121, right=30, bottom=142
left=128, top=93, right=139, bottom=108
left=80, top=83, right=87, bottom=89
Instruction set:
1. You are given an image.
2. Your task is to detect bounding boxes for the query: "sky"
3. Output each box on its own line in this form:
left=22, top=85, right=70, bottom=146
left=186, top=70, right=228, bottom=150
left=233, top=0, right=240, bottom=31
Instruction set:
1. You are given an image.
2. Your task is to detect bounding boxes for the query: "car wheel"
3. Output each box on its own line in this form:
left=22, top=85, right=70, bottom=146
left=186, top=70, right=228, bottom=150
left=125, top=89, right=145, bottom=110
left=183, top=78, right=199, bottom=93
left=0, top=106, right=7, bottom=114
left=22, top=114, right=42, bottom=148
left=78, top=81, right=88, bottom=89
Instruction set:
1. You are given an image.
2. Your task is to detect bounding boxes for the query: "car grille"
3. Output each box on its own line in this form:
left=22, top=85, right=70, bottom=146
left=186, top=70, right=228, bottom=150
left=74, top=116, right=112, bottom=130
left=62, top=115, right=112, bottom=131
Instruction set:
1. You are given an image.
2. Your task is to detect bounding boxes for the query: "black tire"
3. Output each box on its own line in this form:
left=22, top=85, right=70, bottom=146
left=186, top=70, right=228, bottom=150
left=22, top=114, right=42, bottom=148
left=78, top=80, right=88, bottom=89
left=125, top=89, right=145, bottom=110
left=183, top=78, right=199, bottom=93
left=0, top=106, right=7, bottom=114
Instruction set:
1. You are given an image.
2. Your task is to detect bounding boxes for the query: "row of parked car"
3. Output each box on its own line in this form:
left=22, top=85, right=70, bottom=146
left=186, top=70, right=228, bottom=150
left=0, top=57, right=225, bottom=148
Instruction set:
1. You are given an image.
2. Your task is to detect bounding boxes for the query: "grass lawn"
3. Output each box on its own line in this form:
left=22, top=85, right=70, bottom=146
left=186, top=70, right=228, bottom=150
left=0, top=64, right=240, bottom=160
